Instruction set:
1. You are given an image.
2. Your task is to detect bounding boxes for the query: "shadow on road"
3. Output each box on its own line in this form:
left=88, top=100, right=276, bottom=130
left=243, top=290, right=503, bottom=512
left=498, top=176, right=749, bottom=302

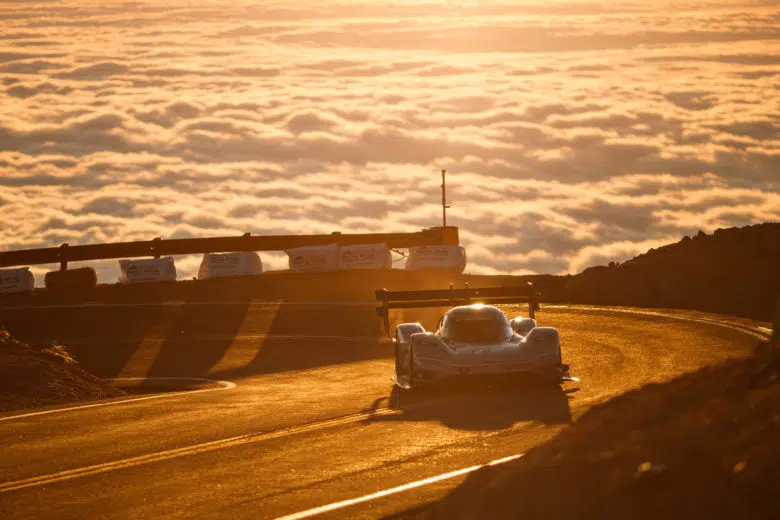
left=144, top=300, right=252, bottom=378
left=1, top=304, right=169, bottom=379
left=4, top=297, right=390, bottom=380
left=0, top=274, right=545, bottom=381
left=384, top=349, right=780, bottom=520
left=366, top=380, right=573, bottom=431
left=208, top=302, right=390, bottom=379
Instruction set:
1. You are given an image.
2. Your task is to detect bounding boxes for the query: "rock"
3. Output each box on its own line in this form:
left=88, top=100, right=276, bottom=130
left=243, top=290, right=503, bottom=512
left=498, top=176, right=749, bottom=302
left=634, top=461, right=667, bottom=478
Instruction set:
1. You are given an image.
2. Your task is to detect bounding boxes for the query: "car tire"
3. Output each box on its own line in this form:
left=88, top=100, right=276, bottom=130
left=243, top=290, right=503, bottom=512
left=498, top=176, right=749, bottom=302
left=394, top=333, right=402, bottom=379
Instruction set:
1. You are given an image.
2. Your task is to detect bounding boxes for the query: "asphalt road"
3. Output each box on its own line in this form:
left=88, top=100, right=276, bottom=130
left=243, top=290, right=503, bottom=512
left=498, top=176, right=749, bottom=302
left=0, top=304, right=763, bottom=519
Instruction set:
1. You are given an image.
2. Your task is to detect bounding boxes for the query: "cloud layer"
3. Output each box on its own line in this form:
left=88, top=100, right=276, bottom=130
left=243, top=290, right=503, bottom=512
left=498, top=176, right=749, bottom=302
left=1, top=0, right=778, bottom=282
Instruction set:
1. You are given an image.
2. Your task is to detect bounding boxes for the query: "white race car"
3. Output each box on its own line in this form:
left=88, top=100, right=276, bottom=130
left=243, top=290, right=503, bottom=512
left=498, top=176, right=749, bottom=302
left=376, top=284, right=576, bottom=389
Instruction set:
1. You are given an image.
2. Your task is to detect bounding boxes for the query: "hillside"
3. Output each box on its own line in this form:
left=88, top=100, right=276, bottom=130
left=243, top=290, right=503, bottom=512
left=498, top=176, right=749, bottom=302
left=0, top=330, right=124, bottom=413
left=413, top=342, right=780, bottom=520
left=566, top=223, right=780, bottom=320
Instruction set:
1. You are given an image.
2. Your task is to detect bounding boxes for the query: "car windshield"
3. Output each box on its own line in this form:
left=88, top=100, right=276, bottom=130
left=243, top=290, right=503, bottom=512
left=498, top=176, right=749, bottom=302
left=445, top=317, right=511, bottom=345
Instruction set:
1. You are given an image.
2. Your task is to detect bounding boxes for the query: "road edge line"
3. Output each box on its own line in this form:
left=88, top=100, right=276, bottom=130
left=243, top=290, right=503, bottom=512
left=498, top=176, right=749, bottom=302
left=274, top=454, right=524, bottom=520
left=0, top=378, right=236, bottom=423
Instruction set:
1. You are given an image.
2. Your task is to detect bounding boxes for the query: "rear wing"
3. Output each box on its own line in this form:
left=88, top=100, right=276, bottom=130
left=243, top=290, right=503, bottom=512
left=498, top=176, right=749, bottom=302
left=375, top=283, right=540, bottom=336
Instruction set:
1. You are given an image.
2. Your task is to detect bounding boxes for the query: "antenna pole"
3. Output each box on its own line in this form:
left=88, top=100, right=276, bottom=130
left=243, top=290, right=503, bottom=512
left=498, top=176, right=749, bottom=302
left=441, top=169, right=449, bottom=227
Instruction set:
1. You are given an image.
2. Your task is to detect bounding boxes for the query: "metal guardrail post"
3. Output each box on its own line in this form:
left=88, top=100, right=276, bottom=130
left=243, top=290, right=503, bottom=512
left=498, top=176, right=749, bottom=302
left=377, top=288, right=390, bottom=336
left=150, top=237, right=161, bottom=259
left=58, top=243, right=69, bottom=271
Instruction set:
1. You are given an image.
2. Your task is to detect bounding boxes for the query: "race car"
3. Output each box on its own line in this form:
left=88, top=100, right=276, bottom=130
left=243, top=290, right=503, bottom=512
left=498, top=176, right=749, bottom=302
left=376, top=284, right=576, bottom=389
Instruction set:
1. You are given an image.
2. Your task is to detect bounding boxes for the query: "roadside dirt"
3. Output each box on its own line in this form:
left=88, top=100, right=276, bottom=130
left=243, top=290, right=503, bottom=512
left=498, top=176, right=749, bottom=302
left=407, top=342, right=780, bottom=520
left=0, top=329, right=124, bottom=413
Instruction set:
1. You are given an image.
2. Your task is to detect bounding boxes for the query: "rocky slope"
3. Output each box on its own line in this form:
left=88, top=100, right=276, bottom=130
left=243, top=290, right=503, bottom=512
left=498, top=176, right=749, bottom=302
left=566, top=223, right=780, bottom=320
left=0, top=329, right=124, bottom=413
left=413, top=342, right=780, bottom=520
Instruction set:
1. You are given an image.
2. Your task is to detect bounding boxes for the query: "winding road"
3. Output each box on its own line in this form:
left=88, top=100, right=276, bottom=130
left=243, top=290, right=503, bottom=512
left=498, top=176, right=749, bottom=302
left=0, top=302, right=765, bottom=519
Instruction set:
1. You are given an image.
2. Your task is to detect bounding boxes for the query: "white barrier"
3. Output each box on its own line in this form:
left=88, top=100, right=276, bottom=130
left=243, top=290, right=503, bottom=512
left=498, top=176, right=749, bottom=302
left=0, top=267, right=34, bottom=294
left=118, top=257, right=177, bottom=284
left=198, top=252, right=262, bottom=279
left=286, top=244, right=339, bottom=273
left=338, top=243, right=391, bottom=271
left=405, top=245, right=467, bottom=273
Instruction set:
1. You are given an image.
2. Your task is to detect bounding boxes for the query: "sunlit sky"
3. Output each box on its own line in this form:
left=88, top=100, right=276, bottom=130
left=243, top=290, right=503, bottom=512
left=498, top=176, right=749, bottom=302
left=1, top=0, right=778, bottom=282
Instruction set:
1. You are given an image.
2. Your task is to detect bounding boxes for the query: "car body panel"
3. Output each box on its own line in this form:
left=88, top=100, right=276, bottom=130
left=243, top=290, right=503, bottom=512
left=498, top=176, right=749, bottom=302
left=394, top=304, right=572, bottom=388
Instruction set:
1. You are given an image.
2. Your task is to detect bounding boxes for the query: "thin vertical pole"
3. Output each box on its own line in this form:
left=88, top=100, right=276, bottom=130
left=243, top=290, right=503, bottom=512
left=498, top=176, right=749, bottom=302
left=378, top=289, right=390, bottom=337
left=528, top=282, right=538, bottom=320
left=441, top=169, right=447, bottom=227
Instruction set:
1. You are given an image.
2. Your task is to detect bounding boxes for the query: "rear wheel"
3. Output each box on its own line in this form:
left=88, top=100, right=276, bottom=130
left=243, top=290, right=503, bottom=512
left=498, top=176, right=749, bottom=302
left=531, top=372, right=562, bottom=389
left=534, top=359, right=565, bottom=388
left=394, top=335, right=415, bottom=389
left=394, top=333, right=402, bottom=378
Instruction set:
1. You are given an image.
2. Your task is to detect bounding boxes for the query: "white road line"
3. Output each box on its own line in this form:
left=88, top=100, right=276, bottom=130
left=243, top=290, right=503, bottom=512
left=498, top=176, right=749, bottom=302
left=545, top=305, right=770, bottom=340
left=274, top=454, right=525, bottom=520
left=0, top=408, right=399, bottom=493
left=0, top=378, right=236, bottom=423
left=0, top=300, right=378, bottom=310
left=106, top=377, right=236, bottom=386
left=63, top=334, right=389, bottom=344
left=0, top=390, right=486, bottom=493
left=0, top=331, right=387, bottom=423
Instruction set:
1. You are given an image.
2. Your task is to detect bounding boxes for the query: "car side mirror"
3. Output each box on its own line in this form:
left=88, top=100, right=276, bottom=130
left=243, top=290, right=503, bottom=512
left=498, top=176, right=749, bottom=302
left=510, top=317, right=537, bottom=336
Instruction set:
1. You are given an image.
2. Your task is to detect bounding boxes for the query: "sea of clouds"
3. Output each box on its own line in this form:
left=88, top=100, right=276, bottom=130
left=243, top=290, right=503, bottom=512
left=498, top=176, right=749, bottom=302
left=1, top=0, right=778, bottom=282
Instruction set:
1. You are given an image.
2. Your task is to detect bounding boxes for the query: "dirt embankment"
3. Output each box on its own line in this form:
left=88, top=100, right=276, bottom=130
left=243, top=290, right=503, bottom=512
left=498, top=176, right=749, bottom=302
left=0, top=329, right=124, bottom=413
left=410, top=343, right=780, bottom=520
left=566, top=222, right=780, bottom=321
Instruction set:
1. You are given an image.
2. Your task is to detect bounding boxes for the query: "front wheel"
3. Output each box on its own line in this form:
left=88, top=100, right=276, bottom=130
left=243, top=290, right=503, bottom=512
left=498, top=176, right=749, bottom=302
left=394, top=336, right=415, bottom=389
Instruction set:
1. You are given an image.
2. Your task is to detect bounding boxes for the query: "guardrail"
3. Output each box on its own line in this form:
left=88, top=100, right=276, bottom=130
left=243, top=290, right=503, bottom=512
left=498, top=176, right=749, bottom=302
left=0, top=227, right=460, bottom=270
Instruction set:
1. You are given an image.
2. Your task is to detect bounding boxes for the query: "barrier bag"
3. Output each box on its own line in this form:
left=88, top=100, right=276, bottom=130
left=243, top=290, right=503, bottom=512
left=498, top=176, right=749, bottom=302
left=405, top=245, right=467, bottom=273
left=0, top=267, right=34, bottom=294
left=338, top=243, right=392, bottom=271
left=44, top=267, right=97, bottom=290
left=286, top=244, right=339, bottom=273
left=118, top=257, right=177, bottom=284
left=198, top=252, right=262, bottom=279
